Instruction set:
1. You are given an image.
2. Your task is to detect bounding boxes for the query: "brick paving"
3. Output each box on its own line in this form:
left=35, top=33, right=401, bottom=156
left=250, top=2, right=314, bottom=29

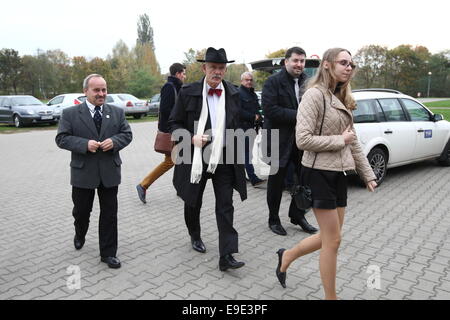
left=0, top=121, right=449, bottom=300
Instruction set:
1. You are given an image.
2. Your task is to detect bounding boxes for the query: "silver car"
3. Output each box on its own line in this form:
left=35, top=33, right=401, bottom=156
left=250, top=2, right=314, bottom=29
left=0, top=95, right=57, bottom=128
left=147, top=94, right=160, bottom=116
left=106, top=93, right=149, bottom=119
left=47, top=93, right=85, bottom=119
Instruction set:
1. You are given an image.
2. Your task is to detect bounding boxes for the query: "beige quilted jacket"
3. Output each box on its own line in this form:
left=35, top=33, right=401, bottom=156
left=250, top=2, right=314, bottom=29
left=296, top=85, right=376, bottom=183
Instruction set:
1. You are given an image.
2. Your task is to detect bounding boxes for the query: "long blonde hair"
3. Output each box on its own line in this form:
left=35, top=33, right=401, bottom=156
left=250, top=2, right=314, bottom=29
left=308, top=48, right=357, bottom=110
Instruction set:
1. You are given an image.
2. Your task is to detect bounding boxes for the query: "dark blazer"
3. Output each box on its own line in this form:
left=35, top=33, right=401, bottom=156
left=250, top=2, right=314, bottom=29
left=55, top=102, right=132, bottom=189
left=261, top=67, right=308, bottom=167
left=168, top=78, right=247, bottom=207
left=238, top=85, right=260, bottom=130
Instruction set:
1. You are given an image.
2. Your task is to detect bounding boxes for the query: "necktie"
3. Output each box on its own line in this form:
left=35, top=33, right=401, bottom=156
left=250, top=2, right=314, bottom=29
left=208, top=88, right=222, bottom=97
left=294, top=78, right=300, bottom=104
left=93, top=106, right=102, bottom=134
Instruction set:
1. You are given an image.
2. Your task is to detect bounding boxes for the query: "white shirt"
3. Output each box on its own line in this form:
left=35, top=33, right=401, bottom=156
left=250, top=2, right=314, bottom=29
left=86, top=100, right=103, bottom=118
left=294, top=78, right=300, bottom=104
left=206, top=83, right=223, bottom=133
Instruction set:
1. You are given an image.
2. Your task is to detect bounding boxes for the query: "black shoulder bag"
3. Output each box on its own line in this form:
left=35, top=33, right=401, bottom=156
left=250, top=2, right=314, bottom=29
left=291, top=92, right=327, bottom=212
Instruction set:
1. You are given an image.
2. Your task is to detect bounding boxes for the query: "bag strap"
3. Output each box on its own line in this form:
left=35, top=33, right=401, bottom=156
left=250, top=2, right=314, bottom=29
left=294, top=90, right=327, bottom=188
left=311, top=91, right=327, bottom=169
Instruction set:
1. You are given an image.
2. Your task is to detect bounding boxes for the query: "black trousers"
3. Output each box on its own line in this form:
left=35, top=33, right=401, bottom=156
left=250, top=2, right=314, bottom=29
left=184, top=164, right=238, bottom=257
left=267, top=149, right=306, bottom=225
left=72, top=185, right=118, bottom=258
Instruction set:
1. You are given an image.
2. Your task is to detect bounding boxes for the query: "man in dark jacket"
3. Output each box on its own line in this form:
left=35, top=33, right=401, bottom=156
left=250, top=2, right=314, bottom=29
left=56, top=74, right=132, bottom=268
left=169, top=47, right=247, bottom=271
left=262, top=47, right=318, bottom=236
left=136, top=63, right=186, bottom=204
left=238, top=72, right=265, bottom=187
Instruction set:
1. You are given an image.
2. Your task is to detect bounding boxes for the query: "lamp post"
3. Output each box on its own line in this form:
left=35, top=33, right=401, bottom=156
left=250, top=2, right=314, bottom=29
left=427, top=71, right=432, bottom=98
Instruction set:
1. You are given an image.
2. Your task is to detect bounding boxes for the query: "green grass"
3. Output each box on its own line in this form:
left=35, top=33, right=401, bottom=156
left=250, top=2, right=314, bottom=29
left=423, top=100, right=450, bottom=120
left=423, top=100, right=450, bottom=108
left=429, top=108, right=450, bottom=121
left=0, top=115, right=157, bottom=134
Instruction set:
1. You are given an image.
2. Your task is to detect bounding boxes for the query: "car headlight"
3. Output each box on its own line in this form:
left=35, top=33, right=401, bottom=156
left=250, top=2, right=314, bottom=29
left=27, top=110, right=35, bottom=115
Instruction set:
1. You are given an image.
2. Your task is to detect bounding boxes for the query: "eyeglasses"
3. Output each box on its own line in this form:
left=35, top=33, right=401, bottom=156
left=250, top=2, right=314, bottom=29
left=335, top=60, right=356, bottom=69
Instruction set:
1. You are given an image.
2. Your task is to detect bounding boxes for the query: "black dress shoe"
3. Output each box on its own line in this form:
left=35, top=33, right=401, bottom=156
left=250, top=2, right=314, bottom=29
left=219, top=254, right=245, bottom=271
left=269, top=224, right=287, bottom=236
left=276, top=248, right=287, bottom=288
left=291, top=217, right=318, bottom=234
left=101, top=256, right=121, bottom=269
left=191, top=237, right=206, bottom=253
left=74, top=235, right=85, bottom=250
left=136, top=184, right=147, bottom=204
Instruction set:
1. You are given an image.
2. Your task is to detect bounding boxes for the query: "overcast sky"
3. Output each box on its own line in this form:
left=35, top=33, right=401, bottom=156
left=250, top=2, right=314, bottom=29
left=1, top=0, right=448, bottom=73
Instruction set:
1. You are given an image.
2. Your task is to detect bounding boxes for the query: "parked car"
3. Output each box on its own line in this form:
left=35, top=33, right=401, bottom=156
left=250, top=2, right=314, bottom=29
left=106, top=93, right=149, bottom=119
left=0, top=95, right=57, bottom=127
left=148, top=93, right=160, bottom=116
left=47, top=93, right=84, bottom=118
left=352, top=89, right=450, bottom=185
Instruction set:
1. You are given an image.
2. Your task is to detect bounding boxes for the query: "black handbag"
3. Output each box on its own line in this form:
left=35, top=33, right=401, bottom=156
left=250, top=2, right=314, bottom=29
left=291, top=91, right=327, bottom=212
left=291, top=181, right=313, bottom=212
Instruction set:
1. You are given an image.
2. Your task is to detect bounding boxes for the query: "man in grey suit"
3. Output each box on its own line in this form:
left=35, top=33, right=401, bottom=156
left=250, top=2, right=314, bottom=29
left=56, top=74, right=132, bottom=269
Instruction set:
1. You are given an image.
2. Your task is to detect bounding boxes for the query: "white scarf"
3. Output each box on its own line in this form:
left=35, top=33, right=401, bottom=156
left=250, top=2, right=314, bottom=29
left=190, top=78, right=226, bottom=184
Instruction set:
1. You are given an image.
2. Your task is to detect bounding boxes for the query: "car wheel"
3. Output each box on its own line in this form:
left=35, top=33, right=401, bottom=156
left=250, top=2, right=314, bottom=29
left=14, top=115, right=23, bottom=128
left=133, top=114, right=143, bottom=119
left=438, top=139, right=450, bottom=166
left=367, top=147, right=387, bottom=185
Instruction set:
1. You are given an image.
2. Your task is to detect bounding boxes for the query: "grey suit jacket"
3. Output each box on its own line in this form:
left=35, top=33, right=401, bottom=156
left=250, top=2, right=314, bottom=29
left=55, top=102, right=132, bottom=189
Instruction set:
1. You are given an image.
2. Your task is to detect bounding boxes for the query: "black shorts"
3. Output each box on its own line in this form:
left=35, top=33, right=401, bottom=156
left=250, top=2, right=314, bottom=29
left=300, top=167, right=348, bottom=209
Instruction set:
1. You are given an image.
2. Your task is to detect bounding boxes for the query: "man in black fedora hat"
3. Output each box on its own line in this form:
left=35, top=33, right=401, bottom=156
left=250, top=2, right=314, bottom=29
left=169, top=47, right=247, bottom=271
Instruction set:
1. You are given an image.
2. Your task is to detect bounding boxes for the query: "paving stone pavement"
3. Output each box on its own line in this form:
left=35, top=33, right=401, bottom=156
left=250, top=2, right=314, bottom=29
left=0, top=121, right=449, bottom=300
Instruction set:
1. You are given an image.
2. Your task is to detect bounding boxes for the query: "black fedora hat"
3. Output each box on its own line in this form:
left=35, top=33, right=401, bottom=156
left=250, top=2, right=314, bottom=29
left=197, top=47, right=235, bottom=63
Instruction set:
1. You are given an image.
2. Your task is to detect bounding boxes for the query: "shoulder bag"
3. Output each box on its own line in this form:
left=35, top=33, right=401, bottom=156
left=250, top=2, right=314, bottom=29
left=291, top=91, right=326, bottom=211
left=154, top=84, right=177, bottom=155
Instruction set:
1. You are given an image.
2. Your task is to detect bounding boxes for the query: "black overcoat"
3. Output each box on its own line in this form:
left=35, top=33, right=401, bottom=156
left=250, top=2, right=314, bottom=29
left=238, top=85, right=260, bottom=130
left=261, top=68, right=308, bottom=167
left=168, top=78, right=247, bottom=207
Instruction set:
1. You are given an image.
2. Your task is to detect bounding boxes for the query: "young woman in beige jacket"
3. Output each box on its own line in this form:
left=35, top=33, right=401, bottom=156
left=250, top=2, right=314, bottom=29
left=275, top=48, right=378, bottom=300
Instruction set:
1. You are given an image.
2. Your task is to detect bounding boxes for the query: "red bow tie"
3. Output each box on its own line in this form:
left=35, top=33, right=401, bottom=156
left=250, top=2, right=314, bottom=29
left=208, top=88, right=222, bottom=97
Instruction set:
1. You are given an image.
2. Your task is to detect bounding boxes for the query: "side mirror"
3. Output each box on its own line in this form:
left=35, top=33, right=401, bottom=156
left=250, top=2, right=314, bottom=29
left=433, top=114, right=444, bottom=122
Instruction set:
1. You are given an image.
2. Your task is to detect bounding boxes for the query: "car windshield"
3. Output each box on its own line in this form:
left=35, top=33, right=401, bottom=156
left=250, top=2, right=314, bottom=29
left=78, top=96, right=87, bottom=102
left=11, top=96, right=43, bottom=106
left=118, top=94, right=139, bottom=101
left=151, top=94, right=160, bottom=102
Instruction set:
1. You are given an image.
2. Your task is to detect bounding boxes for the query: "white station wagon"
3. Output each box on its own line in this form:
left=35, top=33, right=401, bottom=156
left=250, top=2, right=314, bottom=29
left=352, top=89, right=450, bottom=184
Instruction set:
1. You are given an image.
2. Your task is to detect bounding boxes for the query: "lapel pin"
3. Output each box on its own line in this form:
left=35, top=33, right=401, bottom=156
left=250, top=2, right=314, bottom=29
left=106, top=115, right=110, bottom=119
